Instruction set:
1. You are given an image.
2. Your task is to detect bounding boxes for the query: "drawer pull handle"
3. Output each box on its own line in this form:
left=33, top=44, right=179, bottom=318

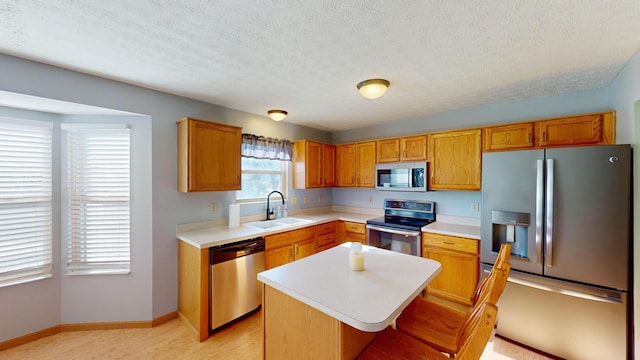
left=444, top=241, right=455, bottom=245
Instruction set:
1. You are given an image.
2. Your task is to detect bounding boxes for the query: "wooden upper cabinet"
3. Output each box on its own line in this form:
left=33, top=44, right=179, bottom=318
left=322, top=143, right=336, bottom=187
left=377, top=136, right=427, bottom=163
left=428, top=129, right=482, bottom=191
left=336, top=144, right=356, bottom=187
left=483, top=123, right=534, bottom=152
left=482, top=111, right=616, bottom=152
left=400, top=135, right=427, bottom=161
left=336, top=141, right=376, bottom=188
left=356, top=141, right=376, bottom=187
left=292, top=140, right=335, bottom=189
left=177, top=117, right=241, bottom=192
left=377, top=138, right=400, bottom=163
left=535, top=112, right=614, bottom=148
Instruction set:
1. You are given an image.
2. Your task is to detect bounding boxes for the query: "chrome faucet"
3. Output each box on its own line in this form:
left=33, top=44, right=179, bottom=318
left=266, top=190, right=285, bottom=221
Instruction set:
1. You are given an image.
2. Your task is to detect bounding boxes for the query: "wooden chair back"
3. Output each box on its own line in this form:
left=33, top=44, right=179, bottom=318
left=472, top=243, right=511, bottom=305
left=455, top=302, right=499, bottom=360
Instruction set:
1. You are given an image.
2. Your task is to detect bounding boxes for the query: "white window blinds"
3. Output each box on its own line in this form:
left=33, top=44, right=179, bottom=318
left=63, top=124, right=131, bottom=274
left=0, top=119, right=53, bottom=287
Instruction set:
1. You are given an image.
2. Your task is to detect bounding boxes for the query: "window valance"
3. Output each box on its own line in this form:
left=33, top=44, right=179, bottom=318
left=241, top=134, right=292, bottom=161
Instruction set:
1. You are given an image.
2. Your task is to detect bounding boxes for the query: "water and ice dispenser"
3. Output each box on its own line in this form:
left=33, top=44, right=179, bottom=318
left=491, top=210, right=529, bottom=259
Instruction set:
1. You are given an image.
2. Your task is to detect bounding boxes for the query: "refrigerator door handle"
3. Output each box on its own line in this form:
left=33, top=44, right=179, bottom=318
left=482, top=266, right=623, bottom=304
left=545, top=158, right=554, bottom=267
left=535, top=159, right=544, bottom=264
left=506, top=275, right=623, bottom=305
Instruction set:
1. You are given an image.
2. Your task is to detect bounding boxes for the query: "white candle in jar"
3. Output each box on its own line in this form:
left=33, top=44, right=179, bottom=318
left=349, top=242, right=365, bottom=271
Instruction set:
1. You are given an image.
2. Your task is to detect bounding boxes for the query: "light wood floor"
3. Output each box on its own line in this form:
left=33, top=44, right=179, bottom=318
left=1, top=310, right=555, bottom=359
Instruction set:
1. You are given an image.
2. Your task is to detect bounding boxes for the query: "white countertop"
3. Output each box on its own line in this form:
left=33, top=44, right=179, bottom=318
left=422, top=214, right=481, bottom=239
left=258, top=242, right=441, bottom=332
left=177, top=211, right=376, bottom=249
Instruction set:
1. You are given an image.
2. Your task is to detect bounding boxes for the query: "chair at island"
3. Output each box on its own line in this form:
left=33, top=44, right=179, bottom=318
left=356, top=301, right=498, bottom=359
left=394, top=243, right=511, bottom=357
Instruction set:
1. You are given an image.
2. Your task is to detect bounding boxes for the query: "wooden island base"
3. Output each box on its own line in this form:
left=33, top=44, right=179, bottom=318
left=263, top=285, right=376, bottom=360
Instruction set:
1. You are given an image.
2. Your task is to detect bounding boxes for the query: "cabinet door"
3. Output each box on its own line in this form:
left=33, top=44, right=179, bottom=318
left=424, top=246, right=478, bottom=306
left=428, top=129, right=482, bottom=191
left=178, top=118, right=241, bottom=192
left=483, top=123, right=534, bottom=152
left=336, top=144, right=356, bottom=187
left=306, top=141, right=324, bottom=188
left=356, top=141, right=376, bottom=187
left=376, top=139, right=400, bottom=163
left=400, top=135, right=427, bottom=161
left=294, top=238, right=316, bottom=260
left=322, top=144, right=336, bottom=187
left=266, top=246, right=293, bottom=270
left=536, top=114, right=605, bottom=147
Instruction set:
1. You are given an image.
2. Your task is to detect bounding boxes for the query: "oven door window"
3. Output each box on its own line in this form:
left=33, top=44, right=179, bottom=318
left=367, top=227, right=420, bottom=256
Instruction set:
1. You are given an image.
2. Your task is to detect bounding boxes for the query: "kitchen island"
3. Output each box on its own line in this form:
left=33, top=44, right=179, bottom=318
left=258, top=242, right=441, bottom=359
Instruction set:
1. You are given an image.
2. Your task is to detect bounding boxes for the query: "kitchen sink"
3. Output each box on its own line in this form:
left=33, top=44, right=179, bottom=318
left=244, top=217, right=312, bottom=230
left=272, top=217, right=313, bottom=225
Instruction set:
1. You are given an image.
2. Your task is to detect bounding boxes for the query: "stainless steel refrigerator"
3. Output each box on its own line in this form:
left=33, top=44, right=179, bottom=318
left=481, top=144, right=631, bottom=360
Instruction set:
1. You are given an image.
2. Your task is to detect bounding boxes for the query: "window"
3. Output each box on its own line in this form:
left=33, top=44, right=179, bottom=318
left=0, top=118, right=53, bottom=287
left=237, top=134, right=291, bottom=202
left=237, top=157, right=287, bottom=201
left=63, top=124, right=130, bottom=274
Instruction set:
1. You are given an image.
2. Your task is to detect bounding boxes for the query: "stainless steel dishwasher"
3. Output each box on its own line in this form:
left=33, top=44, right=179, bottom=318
left=210, top=237, right=265, bottom=332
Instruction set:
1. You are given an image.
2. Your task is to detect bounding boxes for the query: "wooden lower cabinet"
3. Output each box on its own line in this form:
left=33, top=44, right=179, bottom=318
left=294, top=238, right=316, bottom=260
left=422, top=232, right=479, bottom=306
left=177, top=241, right=209, bottom=341
left=265, top=225, right=318, bottom=270
left=317, top=221, right=338, bottom=252
left=265, top=245, right=293, bottom=270
left=338, top=221, right=366, bottom=244
left=263, top=285, right=375, bottom=359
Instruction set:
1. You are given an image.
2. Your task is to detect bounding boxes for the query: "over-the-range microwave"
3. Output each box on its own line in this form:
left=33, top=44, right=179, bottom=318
left=375, top=162, right=427, bottom=192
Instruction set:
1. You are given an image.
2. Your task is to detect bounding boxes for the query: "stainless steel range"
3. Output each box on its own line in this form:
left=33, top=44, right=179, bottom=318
left=366, top=199, right=435, bottom=256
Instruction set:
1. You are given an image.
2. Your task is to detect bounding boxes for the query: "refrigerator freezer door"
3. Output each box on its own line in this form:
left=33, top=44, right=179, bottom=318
left=494, top=268, right=628, bottom=360
left=544, top=145, right=631, bottom=290
left=481, top=149, right=545, bottom=274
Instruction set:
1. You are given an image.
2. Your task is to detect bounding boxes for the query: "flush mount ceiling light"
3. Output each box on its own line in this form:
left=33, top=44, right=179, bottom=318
left=357, top=78, right=390, bottom=99
left=267, top=109, right=288, bottom=121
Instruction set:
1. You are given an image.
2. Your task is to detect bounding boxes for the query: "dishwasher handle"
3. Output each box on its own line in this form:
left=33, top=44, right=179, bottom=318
left=210, top=237, right=265, bottom=264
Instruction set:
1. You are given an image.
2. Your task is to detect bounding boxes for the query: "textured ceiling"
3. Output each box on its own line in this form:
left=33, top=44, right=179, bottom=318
left=1, top=1, right=640, bottom=132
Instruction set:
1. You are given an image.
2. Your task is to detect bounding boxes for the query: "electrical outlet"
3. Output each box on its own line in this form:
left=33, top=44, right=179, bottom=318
left=318, top=194, right=323, bottom=203
left=291, top=197, right=298, bottom=205
left=303, top=196, right=308, bottom=204
left=471, top=202, right=479, bottom=212
left=210, top=202, right=218, bottom=214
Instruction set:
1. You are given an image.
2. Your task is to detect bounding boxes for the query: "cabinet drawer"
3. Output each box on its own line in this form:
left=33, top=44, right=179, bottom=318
left=317, top=221, right=336, bottom=235
left=345, top=233, right=366, bottom=244
left=343, top=221, right=365, bottom=234
left=265, top=232, right=291, bottom=250
left=293, top=226, right=317, bottom=240
left=423, top=233, right=478, bottom=254
left=317, top=233, right=336, bottom=247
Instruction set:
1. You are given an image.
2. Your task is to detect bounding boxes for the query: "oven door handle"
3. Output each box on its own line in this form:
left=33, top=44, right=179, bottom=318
left=366, top=224, right=421, bottom=237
